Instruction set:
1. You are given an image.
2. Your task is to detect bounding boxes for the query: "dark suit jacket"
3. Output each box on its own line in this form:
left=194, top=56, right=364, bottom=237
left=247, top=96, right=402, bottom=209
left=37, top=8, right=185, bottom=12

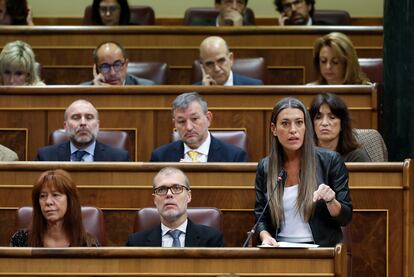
left=80, top=74, right=154, bottom=85
left=126, top=219, right=224, bottom=247
left=150, top=134, right=248, bottom=162
left=194, top=72, right=263, bottom=86
left=36, top=141, right=129, bottom=161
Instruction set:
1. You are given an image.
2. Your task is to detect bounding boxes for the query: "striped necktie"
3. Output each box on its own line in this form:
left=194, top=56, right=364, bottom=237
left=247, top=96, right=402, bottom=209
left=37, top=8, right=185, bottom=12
left=187, top=151, right=199, bottom=162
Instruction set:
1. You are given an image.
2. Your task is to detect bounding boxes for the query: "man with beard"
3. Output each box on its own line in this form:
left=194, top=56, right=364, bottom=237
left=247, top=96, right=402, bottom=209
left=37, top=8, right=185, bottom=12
left=274, top=0, right=328, bottom=26
left=126, top=167, right=224, bottom=247
left=81, top=41, right=154, bottom=86
left=36, top=99, right=129, bottom=161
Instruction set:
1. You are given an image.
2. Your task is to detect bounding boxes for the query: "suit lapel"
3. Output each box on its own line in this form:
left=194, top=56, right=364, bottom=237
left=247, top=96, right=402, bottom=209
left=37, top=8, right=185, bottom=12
left=184, top=220, right=201, bottom=247
left=171, top=141, right=185, bottom=161
left=207, top=135, right=221, bottom=162
left=147, top=225, right=162, bottom=246
left=58, top=142, right=71, bottom=161
left=93, top=141, right=104, bottom=161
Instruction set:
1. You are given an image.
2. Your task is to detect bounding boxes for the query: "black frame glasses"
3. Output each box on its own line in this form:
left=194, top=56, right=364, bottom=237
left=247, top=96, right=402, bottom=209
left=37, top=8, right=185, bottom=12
left=98, top=60, right=125, bottom=74
left=153, top=185, right=189, bottom=196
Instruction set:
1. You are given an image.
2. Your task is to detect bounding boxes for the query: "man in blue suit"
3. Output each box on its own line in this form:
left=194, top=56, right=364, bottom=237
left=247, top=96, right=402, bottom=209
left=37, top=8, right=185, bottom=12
left=150, top=92, right=248, bottom=162
left=196, top=36, right=263, bottom=86
left=126, top=167, right=224, bottom=247
left=36, top=99, right=129, bottom=162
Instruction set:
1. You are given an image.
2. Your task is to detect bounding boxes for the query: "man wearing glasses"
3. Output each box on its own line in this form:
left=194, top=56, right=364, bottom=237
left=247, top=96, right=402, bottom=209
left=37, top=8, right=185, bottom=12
left=126, top=167, right=224, bottom=247
left=81, top=41, right=154, bottom=86
left=274, top=0, right=325, bottom=26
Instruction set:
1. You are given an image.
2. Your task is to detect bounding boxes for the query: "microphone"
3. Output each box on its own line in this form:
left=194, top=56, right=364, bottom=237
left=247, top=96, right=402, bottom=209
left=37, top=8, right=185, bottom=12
left=242, top=169, right=287, bottom=247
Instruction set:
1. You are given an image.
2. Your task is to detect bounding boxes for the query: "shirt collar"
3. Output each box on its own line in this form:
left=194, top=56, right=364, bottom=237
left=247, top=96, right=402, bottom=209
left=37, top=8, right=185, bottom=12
left=224, top=70, right=234, bottom=86
left=161, top=219, right=188, bottom=236
left=70, top=140, right=96, bottom=156
left=183, top=132, right=211, bottom=156
left=307, top=17, right=312, bottom=26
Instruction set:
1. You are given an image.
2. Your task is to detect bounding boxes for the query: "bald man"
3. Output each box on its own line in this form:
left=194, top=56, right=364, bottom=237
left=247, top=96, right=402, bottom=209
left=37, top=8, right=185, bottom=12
left=81, top=41, right=154, bottom=86
left=197, top=36, right=263, bottom=86
left=36, top=99, right=129, bottom=162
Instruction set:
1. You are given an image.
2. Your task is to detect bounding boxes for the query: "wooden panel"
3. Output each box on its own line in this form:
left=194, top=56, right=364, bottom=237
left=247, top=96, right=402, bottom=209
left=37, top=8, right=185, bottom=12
left=0, top=85, right=378, bottom=161
left=0, top=129, right=27, bottom=161
left=0, top=161, right=411, bottom=277
left=0, top=247, right=345, bottom=276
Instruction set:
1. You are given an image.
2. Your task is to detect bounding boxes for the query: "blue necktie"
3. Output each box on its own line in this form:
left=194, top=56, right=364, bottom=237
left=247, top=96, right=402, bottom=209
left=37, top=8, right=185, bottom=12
left=73, top=150, right=87, bottom=162
left=168, top=229, right=182, bottom=247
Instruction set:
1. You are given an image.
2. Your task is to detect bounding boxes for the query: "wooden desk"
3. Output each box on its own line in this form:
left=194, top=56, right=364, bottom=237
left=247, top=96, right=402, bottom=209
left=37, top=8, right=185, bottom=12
left=0, top=160, right=412, bottom=277
left=0, top=26, right=383, bottom=85
left=0, top=85, right=378, bottom=161
left=0, top=246, right=346, bottom=276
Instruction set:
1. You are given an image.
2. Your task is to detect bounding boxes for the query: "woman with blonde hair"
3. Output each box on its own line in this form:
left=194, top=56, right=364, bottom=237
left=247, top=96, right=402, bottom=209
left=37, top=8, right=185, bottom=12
left=254, top=97, right=352, bottom=247
left=312, top=32, right=369, bottom=85
left=10, top=169, right=99, bottom=247
left=0, top=40, right=44, bottom=86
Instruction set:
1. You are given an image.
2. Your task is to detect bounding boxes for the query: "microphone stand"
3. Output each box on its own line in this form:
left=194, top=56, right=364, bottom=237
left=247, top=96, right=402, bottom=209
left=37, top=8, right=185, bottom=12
left=242, top=169, right=287, bottom=247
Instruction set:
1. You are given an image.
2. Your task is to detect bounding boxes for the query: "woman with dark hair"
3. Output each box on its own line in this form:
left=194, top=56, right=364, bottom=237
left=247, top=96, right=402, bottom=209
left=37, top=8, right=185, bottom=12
left=10, top=169, right=99, bottom=247
left=0, top=0, right=34, bottom=25
left=255, top=97, right=352, bottom=247
left=312, top=32, right=370, bottom=85
left=91, top=0, right=130, bottom=25
left=309, top=93, right=370, bottom=162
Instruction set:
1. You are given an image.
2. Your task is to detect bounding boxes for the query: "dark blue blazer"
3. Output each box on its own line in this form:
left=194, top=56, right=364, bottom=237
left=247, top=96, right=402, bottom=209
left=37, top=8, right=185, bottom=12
left=194, top=73, right=263, bottom=86
left=36, top=141, right=129, bottom=161
left=126, top=219, right=224, bottom=247
left=150, top=135, right=248, bottom=162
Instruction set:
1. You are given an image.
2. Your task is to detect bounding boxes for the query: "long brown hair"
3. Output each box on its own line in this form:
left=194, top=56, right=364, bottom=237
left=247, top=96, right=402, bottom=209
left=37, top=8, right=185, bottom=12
left=312, top=32, right=369, bottom=85
left=29, top=169, right=92, bottom=246
left=267, top=97, right=316, bottom=227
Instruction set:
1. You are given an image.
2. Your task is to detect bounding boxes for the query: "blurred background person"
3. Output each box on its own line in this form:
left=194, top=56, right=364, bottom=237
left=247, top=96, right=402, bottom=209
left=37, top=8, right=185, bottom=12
left=311, top=32, right=370, bottom=85
left=255, top=97, right=352, bottom=247
left=0, top=0, right=34, bottom=25
left=91, top=0, right=130, bottom=25
left=10, top=169, right=100, bottom=247
left=309, top=93, right=370, bottom=162
left=0, top=40, right=44, bottom=86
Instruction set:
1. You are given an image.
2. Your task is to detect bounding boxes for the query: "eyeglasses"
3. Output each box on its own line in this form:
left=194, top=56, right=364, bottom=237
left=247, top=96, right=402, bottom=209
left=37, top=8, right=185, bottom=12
left=99, top=5, right=120, bottom=14
left=282, top=0, right=305, bottom=12
left=153, top=184, right=189, bottom=196
left=98, top=60, right=125, bottom=74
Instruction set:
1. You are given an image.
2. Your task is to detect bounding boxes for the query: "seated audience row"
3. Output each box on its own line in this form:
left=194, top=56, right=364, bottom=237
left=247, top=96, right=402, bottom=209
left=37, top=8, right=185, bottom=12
left=3, top=91, right=371, bottom=163
left=11, top=149, right=351, bottom=248
left=0, top=32, right=371, bottom=87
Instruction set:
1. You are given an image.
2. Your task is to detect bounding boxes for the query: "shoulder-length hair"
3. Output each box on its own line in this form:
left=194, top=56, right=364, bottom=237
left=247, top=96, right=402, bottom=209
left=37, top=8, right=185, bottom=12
left=29, top=169, right=93, bottom=247
left=312, top=32, right=369, bottom=85
left=91, top=0, right=130, bottom=25
left=0, top=40, right=42, bottom=85
left=309, top=93, right=360, bottom=155
left=267, top=97, right=316, bottom=227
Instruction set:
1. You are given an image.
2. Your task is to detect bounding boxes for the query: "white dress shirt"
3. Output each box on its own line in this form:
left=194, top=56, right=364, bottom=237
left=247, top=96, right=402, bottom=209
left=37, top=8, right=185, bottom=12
left=161, top=219, right=188, bottom=247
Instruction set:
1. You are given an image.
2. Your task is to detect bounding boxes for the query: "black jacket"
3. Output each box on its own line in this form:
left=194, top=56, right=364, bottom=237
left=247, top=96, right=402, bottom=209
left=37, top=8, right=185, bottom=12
left=254, top=147, right=352, bottom=246
left=126, top=219, right=224, bottom=247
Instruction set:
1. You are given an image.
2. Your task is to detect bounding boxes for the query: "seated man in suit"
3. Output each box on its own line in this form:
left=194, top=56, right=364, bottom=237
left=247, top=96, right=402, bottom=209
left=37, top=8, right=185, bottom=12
left=150, top=92, right=248, bottom=162
left=197, top=36, right=263, bottom=86
left=36, top=99, right=129, bottom=162
left=0, top=144, right=18, bottom=161
left=274, top=0, right=326, bottom=26
left=126, top=167, right=224, bottom=247
left=80, top=41, right=154, bottom=86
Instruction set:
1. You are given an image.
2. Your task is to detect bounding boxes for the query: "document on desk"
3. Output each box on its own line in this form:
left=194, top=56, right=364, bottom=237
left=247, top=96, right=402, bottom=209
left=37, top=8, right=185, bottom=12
left=258, top=242, right=319, bottom=248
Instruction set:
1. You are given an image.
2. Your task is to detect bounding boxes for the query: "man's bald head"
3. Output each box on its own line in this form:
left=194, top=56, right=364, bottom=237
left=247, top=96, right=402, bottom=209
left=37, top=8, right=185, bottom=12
left=199, top=36, right=233, bottom=85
